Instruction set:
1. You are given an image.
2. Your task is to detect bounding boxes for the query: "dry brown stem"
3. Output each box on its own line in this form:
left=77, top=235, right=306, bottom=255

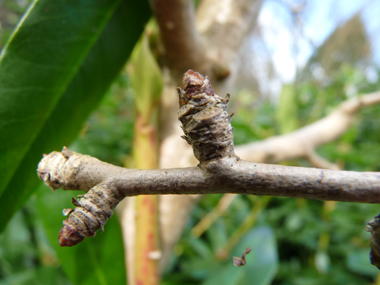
left=38, top=150, right=380, bottom=204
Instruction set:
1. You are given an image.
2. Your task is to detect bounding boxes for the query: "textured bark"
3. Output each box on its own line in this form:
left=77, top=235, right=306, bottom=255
left=38, top=150, right=380, bottom=203
left=155, top=77, right=199, bottom=272
left=178, top=70, right=235, bottom=163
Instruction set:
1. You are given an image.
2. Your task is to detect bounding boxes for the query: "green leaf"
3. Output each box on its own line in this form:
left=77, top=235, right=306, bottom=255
left=36, top=185, right=126, bottom=285
left=0, top=0, right=150, bottom=232
left=0, top=0, right=118, bottom=201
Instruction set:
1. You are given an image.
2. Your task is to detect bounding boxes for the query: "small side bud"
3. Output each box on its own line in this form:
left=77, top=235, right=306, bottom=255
left=58, top=184, right=123, bottom=246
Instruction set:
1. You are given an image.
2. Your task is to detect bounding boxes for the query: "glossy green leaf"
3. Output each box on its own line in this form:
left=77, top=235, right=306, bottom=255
left=0, top=0, right=119, bottom=202
left=36, top=185, right=126, bottom=285
left=0, top=0, right=150, bottom=231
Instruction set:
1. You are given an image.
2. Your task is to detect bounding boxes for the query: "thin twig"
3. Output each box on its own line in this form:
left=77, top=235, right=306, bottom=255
left=38, top=151, right=380, bottom=204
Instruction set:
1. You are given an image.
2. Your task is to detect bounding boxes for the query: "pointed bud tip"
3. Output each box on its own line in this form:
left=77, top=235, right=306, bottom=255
left=181, top=70, right=204, bottom=90
left=58, top=223, right=84, bottom=247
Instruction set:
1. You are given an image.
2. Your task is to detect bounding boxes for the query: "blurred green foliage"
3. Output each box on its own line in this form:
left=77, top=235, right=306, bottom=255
left=0, top=197, right=71, bottom=285
left=1, top=1, right=380, bottom=285
left=69, top=73, right=135, bottom=166
left=3, top=54, right=380, bottom=285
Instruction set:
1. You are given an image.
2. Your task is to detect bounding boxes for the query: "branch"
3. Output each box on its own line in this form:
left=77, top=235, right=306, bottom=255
left=235, top=91, right=380, bottom=164
left=37, top=146, right=380, bottom=246
left=38, top=149, right=380, bottom=203
left=37, top=70, right=380, bottom=247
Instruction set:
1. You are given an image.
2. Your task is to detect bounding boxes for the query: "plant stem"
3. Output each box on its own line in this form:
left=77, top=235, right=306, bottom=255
left=133, top=114, right=160, bottom=285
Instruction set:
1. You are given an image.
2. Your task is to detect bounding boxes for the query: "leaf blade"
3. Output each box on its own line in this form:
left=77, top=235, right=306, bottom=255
left=0, top=0, right=151, bottom=232
left=0, top=0, right=120, bottom=198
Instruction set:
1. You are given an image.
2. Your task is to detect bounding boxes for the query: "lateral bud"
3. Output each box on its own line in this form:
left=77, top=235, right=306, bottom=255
left=58, top=184, right=123, bottom=247
left=178, top=70, right=236, bottom=164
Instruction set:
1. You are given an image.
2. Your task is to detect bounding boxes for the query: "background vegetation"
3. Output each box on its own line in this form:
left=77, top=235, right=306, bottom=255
left=0, top=0, right=380, bottom=284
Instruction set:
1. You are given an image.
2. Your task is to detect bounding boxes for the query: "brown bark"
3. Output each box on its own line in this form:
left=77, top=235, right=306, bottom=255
left=38, top=150, right=380, bottom=205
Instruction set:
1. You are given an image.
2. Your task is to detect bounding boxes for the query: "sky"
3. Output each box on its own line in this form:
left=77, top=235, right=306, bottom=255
left=256, top=0, right=378, bottom=85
